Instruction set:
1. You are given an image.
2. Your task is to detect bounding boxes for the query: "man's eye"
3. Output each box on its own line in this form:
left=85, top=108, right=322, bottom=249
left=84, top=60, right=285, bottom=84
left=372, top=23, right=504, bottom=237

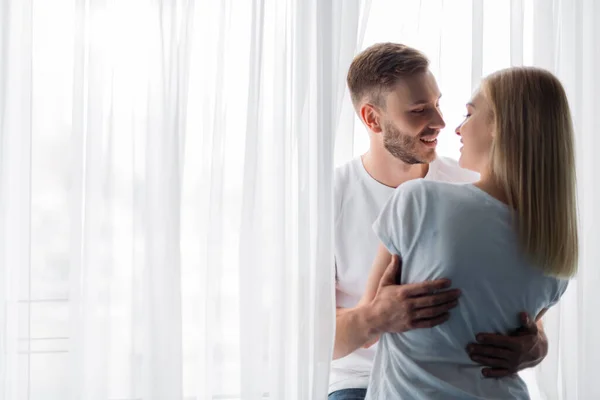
left=411, top=109, right=425, bottom=114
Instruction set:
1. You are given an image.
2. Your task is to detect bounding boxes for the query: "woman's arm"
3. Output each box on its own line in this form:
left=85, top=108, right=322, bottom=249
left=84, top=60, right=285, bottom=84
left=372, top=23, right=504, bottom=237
left=355, top=243, right=460, bottom=349
left=357, top=244, right=394, bottom=348
left=358, top=244, right=394, bottom=307
left=333, top=246, right=395, bottom=359
left=535, top=308, right=548, bottom=321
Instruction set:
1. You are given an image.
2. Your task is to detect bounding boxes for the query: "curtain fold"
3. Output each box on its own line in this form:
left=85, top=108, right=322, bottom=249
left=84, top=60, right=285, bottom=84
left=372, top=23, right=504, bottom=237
left=68, top=1, right=195, bottom=398
left=332, top=0, right=372, bottom=166
left=0, top=1, right=33, bottom=399
left=236, top=0, right=370, bottom=398
left=0, top=0, right=370, bottom=399
left=533, top=1, right=600, bottom=399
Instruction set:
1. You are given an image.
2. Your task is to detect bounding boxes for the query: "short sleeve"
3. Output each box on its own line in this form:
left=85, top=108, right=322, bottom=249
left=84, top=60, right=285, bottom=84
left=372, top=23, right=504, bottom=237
left=372, top=179, right=424, bottom=257
left=548, top=278, right=569, bottom=308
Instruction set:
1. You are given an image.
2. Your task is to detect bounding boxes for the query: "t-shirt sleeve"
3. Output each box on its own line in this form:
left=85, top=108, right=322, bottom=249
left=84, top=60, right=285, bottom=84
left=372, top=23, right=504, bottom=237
left=548, top=278, right=570, bottom=308
left=372, top=180, right=423, bottom=257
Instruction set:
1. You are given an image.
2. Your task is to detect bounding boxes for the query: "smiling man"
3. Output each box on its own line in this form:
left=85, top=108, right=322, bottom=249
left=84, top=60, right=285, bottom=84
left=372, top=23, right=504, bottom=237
left=329, top=43, right=548, bottom=400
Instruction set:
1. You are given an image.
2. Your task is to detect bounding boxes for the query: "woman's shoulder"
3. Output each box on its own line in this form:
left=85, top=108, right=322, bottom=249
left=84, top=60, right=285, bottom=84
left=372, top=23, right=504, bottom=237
left=393, top=180, right=471, bottom=215
left=395, top=178, right=430, bottom=199
left=398, top=178, right=468, bottom=197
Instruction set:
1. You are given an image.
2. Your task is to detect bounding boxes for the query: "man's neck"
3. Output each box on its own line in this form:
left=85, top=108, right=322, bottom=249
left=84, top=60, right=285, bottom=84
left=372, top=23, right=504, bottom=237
left=361, top=148, right=429, bottom=189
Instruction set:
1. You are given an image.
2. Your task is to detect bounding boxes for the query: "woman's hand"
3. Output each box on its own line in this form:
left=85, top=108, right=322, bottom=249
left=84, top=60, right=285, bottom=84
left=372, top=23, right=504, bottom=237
left=467, top=312, right=548, bottom=378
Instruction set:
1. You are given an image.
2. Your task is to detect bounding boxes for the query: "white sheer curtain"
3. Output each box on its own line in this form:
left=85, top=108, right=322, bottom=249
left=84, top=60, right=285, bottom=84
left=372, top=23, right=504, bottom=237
left=353, top=1, right=600, bottom=399
left=530, top=1, right=600, bottom=399
left=0, top=0, right=370, bottom=399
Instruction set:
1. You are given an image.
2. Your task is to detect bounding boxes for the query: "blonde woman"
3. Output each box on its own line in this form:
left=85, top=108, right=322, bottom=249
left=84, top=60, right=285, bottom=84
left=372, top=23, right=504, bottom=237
left=361, top=67, right=577, bottom=400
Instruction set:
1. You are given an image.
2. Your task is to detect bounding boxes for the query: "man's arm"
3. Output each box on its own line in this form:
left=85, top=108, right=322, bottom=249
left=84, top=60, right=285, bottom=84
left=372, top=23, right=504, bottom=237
left=334, top=244, right=461, bottom=360
left=334, top=305, right=381, bottom=360
left=467, top=311, right=549, bottom=378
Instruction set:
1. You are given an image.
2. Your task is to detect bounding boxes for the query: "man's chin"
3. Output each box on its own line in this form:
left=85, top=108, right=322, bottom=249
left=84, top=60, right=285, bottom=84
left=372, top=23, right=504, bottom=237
left=415, top=149, right=437, bottom=164
left=385, top=145, right=437, bottom=165
left=391, top=153, right=436, bottom=165
left=422, top=150, right=437, bottom=163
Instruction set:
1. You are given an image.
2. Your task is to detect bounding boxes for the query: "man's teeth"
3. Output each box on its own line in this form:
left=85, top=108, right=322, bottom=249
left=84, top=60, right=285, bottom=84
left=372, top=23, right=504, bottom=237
left=421, top=138, right=436, bottom=142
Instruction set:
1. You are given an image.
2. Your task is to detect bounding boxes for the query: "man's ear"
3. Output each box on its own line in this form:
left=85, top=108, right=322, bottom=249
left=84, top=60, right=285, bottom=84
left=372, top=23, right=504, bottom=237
left=359, top=103, right=383, bottom=134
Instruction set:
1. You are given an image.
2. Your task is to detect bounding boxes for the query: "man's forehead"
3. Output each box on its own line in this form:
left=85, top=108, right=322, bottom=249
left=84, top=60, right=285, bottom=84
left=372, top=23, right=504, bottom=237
left=388, top=72, right=441, bottom=104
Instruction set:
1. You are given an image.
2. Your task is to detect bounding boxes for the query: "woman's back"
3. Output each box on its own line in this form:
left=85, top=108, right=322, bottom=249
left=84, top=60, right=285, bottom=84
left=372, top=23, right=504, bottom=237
left=366, top=179, right=568, bottom=400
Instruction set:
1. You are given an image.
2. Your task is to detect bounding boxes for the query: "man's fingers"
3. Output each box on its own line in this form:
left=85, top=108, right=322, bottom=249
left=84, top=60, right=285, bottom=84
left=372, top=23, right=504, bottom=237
left=475, top=334, right=522, bottom=351
left=402, top=279, right=454, bottom=297
left=467, top=344, right=513, bottom=361
left=412, top=300, right=458, bottom=320
left=470, top=355, right=512, bottom=370
left=379, top=254, right=400, bottom=287
left=410, top=290, right=462, bottom=309
left=518, top=312, right=538, bottom=334
left=410, top=313, right=450, bottom=329
left=481, top=368, right=514, bottom=378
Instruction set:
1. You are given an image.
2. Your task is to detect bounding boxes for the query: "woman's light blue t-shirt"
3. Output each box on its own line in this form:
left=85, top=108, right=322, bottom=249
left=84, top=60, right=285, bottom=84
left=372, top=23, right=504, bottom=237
left=367, top=179, right=568, bottom=400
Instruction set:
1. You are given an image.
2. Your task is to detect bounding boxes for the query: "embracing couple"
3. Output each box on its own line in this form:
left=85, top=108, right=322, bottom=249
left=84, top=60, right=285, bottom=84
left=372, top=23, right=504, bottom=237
left=330, top=43, right=576, bottom=399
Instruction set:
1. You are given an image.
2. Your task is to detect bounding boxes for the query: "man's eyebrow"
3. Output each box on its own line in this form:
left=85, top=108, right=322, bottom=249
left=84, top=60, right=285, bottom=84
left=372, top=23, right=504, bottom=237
left=466, top=102, right=476, bottom=108
left=410, top=94, right=442, bottom=106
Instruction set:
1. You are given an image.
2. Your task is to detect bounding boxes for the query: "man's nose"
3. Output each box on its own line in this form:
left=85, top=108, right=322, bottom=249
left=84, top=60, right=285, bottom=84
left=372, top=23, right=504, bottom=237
left=430, top=108, right=445, bottom=129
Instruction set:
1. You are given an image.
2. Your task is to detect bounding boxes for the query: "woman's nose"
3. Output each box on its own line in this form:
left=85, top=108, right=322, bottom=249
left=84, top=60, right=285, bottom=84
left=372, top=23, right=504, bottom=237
left=455, top=125, right=462, bottom=136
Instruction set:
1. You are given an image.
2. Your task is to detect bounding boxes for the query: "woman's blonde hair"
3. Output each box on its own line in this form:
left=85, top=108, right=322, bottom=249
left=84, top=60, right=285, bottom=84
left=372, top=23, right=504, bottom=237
left=483, top=67, right=578, bottom=278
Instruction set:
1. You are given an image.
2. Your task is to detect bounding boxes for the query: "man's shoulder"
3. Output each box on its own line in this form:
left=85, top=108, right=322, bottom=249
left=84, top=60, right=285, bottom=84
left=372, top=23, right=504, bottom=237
left=334, top=158, right=362, bottom=198
left=430, top=155, right=480, bottom=183
left=334, top=158, right=357, bottom=183
left=333, top=158, right=360, bottom=220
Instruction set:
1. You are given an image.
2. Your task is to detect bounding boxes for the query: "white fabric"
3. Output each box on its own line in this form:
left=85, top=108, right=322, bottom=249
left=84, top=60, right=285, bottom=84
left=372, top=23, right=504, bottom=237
left=0, top=1, right=369, bottom=399
left=330, top=156, right=478, bottom=393
left=367, top=180, right=568, bottom=400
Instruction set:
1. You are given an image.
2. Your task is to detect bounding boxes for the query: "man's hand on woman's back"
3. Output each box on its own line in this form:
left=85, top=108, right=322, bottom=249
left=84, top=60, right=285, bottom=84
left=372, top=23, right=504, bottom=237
left=367, top=255, right=462, bottom=335
left=333, top=255, right=461, bottom=359
left=467, top=312, right=548, bottom=378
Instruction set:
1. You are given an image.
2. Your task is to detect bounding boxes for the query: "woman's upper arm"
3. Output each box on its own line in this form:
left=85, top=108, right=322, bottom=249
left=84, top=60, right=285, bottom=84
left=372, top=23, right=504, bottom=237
left=535, top=308, right=548, bottom=322
left=358, top=243, right=394, bottom=307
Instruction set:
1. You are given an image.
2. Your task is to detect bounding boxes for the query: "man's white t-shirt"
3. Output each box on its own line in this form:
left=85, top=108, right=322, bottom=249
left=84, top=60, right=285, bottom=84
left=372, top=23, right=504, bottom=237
left=330, top=155, right=479, bottom=394
left=366, top=179, right=568, bottom=399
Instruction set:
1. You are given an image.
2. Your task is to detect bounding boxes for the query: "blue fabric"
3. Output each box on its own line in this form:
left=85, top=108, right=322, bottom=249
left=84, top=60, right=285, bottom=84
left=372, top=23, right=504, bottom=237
left=367, top=180, right=568, bottom=399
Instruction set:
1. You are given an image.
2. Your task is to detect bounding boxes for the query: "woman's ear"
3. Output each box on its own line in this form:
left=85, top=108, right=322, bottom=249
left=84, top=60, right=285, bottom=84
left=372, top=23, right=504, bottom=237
left=487, top=112, right=496, bottom=138
left=360, top=103, right=383, bottom=134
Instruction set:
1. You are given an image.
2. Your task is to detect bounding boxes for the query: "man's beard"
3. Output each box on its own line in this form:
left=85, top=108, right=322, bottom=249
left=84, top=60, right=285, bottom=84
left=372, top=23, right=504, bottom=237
left=382, top=121, right=437, bottom=164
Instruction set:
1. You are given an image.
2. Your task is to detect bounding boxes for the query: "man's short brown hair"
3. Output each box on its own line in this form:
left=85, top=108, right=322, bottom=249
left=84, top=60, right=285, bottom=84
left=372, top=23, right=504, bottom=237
left=347, top=42, right=429, bottom=109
